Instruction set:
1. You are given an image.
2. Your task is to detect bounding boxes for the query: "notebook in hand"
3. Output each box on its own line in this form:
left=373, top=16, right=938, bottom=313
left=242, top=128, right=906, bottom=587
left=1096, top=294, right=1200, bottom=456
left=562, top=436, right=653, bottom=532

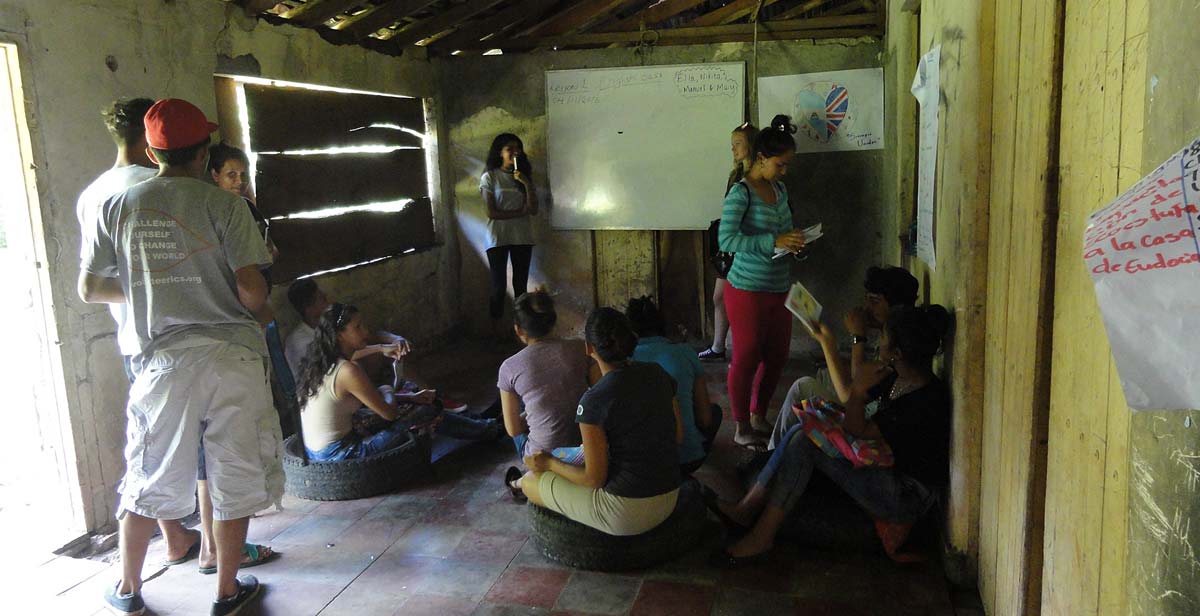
left=785, top=281, right=822, bottom=334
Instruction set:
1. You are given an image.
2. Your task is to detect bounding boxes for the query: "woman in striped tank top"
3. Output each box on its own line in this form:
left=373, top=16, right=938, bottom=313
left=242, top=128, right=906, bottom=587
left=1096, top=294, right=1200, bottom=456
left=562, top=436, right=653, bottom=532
left=717, top=115, right=808, bottom=450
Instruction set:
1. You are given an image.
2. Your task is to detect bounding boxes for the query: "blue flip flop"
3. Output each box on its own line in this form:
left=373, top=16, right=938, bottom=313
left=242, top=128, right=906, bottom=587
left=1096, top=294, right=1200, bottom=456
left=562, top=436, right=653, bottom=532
left=162, top=532, right=202, bottom=566
left=198, top=543, right=276, bottom=575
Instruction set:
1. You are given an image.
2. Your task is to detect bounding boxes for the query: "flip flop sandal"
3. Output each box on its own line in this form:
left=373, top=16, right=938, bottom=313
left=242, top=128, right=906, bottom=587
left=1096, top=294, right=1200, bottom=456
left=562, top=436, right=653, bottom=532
left=698, top=485, right=750, bottom=537
left=504, top=466, right=528, bottom=503
left=198, top=543, right=276, bottom=575
left=162, top=532, right=202, bottom=566
left=210, top=573, right=261, bottom=616
left=732, top=436, right=768, bottom=453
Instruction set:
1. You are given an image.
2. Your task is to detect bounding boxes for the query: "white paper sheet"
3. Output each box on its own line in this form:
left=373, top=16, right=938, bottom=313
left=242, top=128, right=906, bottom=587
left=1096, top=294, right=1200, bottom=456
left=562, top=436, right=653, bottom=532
left=757, top=68, right=884, bottom=154
left=911, top=46, right=940, bottom=270
left=1084, top=135, right=1200, bottom=411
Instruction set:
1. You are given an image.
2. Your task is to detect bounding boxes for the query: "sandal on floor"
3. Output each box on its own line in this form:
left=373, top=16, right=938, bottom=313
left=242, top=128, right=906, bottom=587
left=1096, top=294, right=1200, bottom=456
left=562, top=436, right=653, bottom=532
left=162, top=531, right=202, bottom=566
left=698, top=485, right=750, bottom=537
left=505, top=466, right=528, bottom=503
left=198, top=543, right=276, bottom=575
left=732, top=434, right=767, bottom=453
left=210, top=573, right=261, bottom=616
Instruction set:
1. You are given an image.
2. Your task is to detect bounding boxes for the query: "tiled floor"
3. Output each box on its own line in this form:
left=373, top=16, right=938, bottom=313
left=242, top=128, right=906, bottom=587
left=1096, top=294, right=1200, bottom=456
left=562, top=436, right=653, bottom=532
left=41, top=338, right=968, bottom=615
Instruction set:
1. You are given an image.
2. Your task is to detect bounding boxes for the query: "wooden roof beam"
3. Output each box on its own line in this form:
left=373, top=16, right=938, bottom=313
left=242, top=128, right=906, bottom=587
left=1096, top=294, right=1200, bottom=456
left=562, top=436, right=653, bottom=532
left=602, top=0, right=708, bottom=32
left=332, top=0, right=440, bottom=40
left=772, top=0, right=836, bottom=21
left=427, top=0, right=558, bottom=52
left=689, top=0, right=785, bottom=27
left=516, top=0, right=632, bottom=37
left=475, top=13, right=881, bottom=49
left=377, top=0, right=507, bottom=46
left=280, top=0, right=362, bottom=26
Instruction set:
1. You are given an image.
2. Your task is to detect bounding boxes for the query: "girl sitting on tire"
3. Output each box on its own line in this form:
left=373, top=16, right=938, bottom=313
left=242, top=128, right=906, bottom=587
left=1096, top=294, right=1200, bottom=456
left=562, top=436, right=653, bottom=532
left=296, top=303, right=499, bottom=461
left=515, top=307, right=684, bottom=536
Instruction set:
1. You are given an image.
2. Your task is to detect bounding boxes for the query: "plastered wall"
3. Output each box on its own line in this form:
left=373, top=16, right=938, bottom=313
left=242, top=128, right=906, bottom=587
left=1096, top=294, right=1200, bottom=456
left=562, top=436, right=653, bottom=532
left=0, top=0, right=461, bottom=532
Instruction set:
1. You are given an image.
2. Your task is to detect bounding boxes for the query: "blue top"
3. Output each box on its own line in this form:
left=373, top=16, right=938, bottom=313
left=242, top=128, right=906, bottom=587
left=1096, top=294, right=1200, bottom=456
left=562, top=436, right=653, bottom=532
left=718, top=180, right=793, bottom=293
left=633, top=336, right=706, bottom=464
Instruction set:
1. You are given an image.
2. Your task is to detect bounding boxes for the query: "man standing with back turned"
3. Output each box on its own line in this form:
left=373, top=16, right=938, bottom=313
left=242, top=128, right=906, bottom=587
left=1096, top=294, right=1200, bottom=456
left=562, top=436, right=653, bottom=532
left=79, top=98, right=282, bottom=616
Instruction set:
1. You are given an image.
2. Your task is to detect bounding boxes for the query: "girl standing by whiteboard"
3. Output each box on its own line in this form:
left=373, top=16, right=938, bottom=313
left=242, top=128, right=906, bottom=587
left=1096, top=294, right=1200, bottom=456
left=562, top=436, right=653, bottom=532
left=718, top=115, right=806, bottom=450
left=701, top=122, right=758, bottom=362
left=481, top=133, right=538, bottom=329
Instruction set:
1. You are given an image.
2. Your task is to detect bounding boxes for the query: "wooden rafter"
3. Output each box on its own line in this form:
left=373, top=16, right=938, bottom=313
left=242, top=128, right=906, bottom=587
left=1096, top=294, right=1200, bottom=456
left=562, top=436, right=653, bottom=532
left=689, top=0, right=785, bottom=27
left=474, top=13, right=881, bottom=50
left=516, top=0, right=632, bottom=38
left=332, top=0, right=440, bottom=40
left=603, top=0, right=708, bottom=32
left=280, top=0, right=360, bottom=26
left=427, top=0, right=558, bottom=52
left=772, top=0, right=836, bottom=20
left=826, top=0, right=872, bottom=17
left=377, top=0, right=507, bottom=46
left=239, top=0, right=282, bottom=15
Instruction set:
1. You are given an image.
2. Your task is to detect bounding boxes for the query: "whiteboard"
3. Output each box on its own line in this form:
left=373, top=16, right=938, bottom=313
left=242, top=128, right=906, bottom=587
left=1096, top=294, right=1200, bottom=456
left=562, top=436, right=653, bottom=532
left=546, top=62, right=745, bottom=230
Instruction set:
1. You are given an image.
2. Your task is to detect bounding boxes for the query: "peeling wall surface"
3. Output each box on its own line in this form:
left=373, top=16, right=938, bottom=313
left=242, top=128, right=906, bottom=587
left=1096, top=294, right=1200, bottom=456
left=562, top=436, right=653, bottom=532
left=437, top=39, right=885, bottom=344
left=0, top=0, right=458, bottom=532
left=1125, top=1, right=1200, bottom=611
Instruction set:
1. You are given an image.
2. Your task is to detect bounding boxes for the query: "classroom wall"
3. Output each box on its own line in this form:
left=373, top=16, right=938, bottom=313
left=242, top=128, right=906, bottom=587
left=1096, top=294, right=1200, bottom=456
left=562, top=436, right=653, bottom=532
left=0, top=0, right=458, bottom=533
left=437, top=38, right=885, bottom=345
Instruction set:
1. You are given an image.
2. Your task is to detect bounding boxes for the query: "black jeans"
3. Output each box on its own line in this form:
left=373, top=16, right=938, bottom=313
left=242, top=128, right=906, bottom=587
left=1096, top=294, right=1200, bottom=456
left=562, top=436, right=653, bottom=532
left=486, top=244, right=533, bottom=319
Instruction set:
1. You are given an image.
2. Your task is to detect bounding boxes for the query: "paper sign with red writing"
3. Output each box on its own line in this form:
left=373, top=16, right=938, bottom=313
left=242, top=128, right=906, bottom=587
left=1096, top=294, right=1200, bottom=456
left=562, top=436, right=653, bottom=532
left=1084, top=135, right=1200, bottom=411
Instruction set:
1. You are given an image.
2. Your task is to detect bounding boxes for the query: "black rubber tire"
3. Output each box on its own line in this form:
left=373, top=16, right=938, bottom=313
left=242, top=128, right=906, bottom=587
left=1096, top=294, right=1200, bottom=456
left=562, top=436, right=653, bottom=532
left=281, top=431, right=431, bottom=501
left=528, top=479, right=710, bottom=571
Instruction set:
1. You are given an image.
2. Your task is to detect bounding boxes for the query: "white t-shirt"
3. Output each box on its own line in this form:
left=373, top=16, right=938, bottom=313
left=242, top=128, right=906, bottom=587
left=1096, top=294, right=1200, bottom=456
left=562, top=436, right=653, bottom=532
left=284, top=322, right=316, bottom=379
left=81, top=176, right=272, bottom=364
left=479, top=169, right=535, bottom=249
left=76, top=165, right=157, bottom=327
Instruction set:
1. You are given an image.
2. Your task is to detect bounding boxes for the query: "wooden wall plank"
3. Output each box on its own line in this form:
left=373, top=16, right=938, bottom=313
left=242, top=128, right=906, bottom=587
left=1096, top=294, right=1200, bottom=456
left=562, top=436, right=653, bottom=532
left=655, top=230, right=704, bottom=338
left=269, top=199, right=435, bottom=281
left=244, top=84, right=426, bottom=152
left=593, top=230, right=656, bottom=309
left=978, top=0, right=1021, bottom=610
left=1042, top=0, right=1144, bottom=613
left=254, top=150, right=428, bottom=217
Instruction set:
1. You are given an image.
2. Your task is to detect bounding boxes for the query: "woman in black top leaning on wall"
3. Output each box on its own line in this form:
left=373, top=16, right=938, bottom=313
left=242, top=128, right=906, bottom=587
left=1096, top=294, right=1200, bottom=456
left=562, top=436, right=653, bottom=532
left=712, top=305, right=952, bottom=563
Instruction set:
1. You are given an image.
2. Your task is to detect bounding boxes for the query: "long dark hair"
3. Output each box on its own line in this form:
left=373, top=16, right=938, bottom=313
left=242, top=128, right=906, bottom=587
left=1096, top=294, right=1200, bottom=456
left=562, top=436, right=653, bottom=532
left=207, top=142, right=249, bottom=176
left=296, top=303, right=358, bottom=406
left=485, top=133, right=533, bottom=192
left=885, top=304, right=950, bottom=370
left=585, top=307, right=637, bottom=364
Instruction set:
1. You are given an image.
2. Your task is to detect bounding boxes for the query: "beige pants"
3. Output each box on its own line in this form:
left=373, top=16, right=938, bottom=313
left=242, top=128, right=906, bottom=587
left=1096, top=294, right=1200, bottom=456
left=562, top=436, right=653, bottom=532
left=119, top=342, right=283, bottom=521
left=537, top=472, right=678, bottom=536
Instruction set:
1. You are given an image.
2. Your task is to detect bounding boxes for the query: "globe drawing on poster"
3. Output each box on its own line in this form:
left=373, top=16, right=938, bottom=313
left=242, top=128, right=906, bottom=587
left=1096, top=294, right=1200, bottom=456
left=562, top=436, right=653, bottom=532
left=758, top=68, right=884, bottom=153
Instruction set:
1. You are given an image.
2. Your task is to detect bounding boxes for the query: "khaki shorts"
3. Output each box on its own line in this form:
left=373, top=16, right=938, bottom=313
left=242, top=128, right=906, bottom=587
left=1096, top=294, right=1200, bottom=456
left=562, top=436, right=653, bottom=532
left=537, top=472, right=678, bottom=536
left=118, top=342, right=283, bottom=521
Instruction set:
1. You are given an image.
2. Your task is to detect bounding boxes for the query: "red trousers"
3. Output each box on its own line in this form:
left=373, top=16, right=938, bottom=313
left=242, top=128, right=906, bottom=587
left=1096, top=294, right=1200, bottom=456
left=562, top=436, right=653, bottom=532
left=723, top=284, right=792, bottom=422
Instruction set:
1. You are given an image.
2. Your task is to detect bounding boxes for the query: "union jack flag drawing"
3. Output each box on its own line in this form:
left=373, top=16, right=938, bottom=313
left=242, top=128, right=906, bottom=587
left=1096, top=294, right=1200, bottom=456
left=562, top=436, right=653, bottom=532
left=824, top=85, right=849, bottom=139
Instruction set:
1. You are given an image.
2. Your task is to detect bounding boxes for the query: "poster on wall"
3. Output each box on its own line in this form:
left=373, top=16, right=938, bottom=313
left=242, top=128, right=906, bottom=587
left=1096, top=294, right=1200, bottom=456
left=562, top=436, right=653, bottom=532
left=1084, top=135, right=1200, bottom=411
left=911, top=46, right=940, bottom=270
left=757, top=68, right=884, bottom=154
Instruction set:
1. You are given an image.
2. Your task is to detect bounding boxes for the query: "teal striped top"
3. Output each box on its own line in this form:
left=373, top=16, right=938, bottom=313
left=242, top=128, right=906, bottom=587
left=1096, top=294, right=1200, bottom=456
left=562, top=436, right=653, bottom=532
left=718, top=180, right=793, bottom=293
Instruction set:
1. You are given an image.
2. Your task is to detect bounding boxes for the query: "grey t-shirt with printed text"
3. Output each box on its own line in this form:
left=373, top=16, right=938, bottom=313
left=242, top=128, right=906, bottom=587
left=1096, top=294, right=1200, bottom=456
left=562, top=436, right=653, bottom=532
left=81, top=176, right=272, bottom=364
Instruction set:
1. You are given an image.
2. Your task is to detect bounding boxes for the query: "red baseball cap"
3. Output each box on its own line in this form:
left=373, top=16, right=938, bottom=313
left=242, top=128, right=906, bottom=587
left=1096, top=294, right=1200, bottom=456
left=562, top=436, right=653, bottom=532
left=144, top=98, right=218, bottom=150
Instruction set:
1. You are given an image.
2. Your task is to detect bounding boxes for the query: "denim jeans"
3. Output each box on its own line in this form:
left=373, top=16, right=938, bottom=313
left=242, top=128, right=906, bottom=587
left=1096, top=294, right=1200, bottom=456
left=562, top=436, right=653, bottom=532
left=307, top=422, right=414, bottom=461
left=759, top=425, right=935, bottom=524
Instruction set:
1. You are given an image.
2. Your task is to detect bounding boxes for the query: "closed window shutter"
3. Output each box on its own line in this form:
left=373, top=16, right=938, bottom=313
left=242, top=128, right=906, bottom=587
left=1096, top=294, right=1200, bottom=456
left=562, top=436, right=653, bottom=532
left=242, top=83, right=435, bottom=281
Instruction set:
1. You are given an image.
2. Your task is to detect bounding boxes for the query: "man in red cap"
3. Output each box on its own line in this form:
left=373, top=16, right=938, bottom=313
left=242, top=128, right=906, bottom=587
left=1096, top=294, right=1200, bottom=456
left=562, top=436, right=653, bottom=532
left=79, top=98, right=280, bottom=616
